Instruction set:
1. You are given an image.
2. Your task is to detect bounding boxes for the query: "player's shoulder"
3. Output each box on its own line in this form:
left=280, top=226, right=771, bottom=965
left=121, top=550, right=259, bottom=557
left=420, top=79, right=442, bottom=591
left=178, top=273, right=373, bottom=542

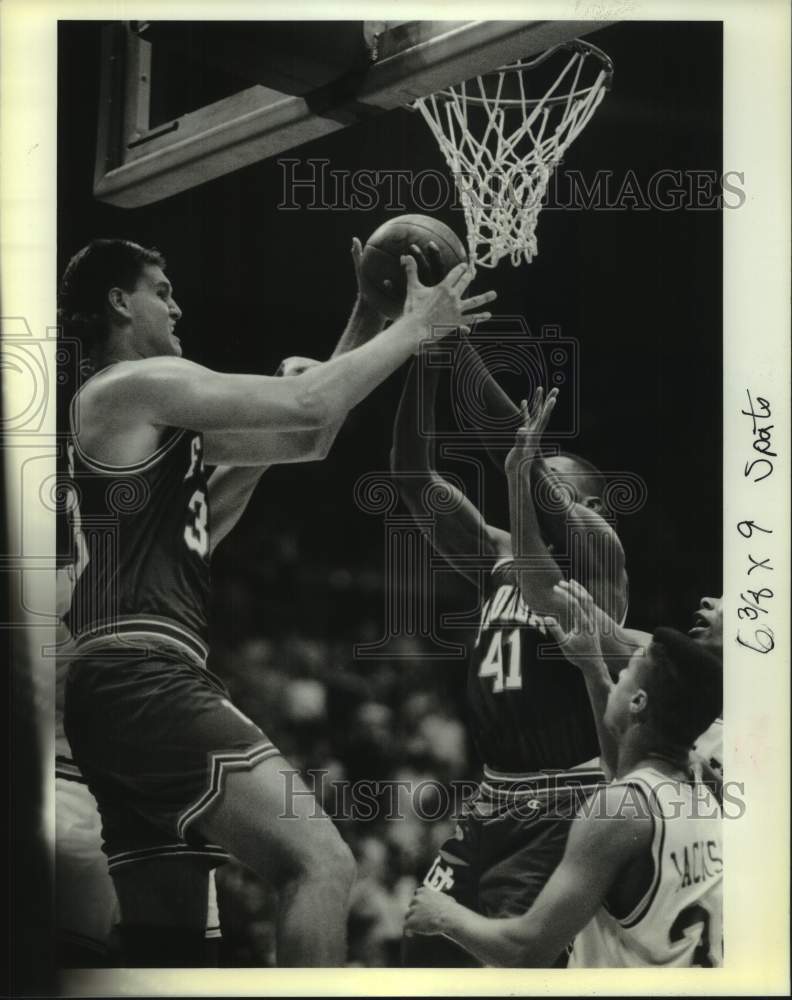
left=77, top=357, right=208, bottom=424
left=572, top=783, right=654, bottom=857
left=82, top=357, right=204, bottom=399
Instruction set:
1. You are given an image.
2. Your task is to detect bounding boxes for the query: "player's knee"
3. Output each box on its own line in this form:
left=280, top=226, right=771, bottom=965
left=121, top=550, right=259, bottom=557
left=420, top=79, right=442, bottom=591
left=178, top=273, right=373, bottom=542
left=325, top=833, right=356, bottom=889
left=306, top=824, right=356, bottom=889
left=283, top=822, right=355, bottom=890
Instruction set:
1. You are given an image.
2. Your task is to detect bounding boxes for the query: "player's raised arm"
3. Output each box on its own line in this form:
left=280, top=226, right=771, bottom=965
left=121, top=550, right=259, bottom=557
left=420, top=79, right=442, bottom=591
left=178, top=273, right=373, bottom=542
left=532, top=455, right=628, bottom=623
left=391, top=352, right=510, bottom=584
left=205, top=240, right=390, bottom=468
left=504, top=388, right=571, bottom=618
left=85, top=258, right=496, bottom=463
left=542, top=580, right=621, bottom=777
left=445, top=320, right=627, bottom=623
left=405, top=783, right=650, bottom=966
left=206, top=242, right=397, bottom=549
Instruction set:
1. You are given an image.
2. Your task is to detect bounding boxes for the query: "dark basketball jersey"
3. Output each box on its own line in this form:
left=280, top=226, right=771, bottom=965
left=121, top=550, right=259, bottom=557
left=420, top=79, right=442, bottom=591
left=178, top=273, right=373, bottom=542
left=467, top=558, right=600, bottom=773
left=63, top=381, right=211, bottom=646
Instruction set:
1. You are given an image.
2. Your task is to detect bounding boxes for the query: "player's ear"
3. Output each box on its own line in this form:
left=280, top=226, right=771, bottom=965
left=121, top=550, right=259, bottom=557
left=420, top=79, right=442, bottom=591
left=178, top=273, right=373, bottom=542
left=107, top=286, right=132, bottom=321
left=630, top=689, right=648, bottom=715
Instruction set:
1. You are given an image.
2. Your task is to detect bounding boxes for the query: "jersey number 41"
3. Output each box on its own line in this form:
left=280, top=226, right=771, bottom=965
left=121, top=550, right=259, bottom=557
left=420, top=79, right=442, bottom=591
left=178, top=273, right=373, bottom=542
left=478, top=628, right=523, bottom=693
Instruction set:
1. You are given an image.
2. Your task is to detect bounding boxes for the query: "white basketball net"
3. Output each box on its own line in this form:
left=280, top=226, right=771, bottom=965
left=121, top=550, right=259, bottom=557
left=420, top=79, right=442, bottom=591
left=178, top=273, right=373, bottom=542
left=414, top=41, right=612, bottom=269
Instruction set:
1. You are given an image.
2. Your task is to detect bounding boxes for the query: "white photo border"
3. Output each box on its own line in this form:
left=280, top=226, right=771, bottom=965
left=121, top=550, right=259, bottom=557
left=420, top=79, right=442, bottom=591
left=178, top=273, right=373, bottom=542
left=1, top=0, right=789, bottom=995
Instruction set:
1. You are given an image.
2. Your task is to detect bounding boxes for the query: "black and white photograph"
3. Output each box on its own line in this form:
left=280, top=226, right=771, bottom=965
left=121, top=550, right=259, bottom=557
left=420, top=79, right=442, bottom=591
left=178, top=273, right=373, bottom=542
left=1, top=2, right=789, bottom=996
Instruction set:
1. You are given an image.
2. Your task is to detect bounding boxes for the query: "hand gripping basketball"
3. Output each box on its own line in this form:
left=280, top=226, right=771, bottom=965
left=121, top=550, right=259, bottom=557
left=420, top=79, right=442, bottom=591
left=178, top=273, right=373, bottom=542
left=400, top=254, right=496, bottom=344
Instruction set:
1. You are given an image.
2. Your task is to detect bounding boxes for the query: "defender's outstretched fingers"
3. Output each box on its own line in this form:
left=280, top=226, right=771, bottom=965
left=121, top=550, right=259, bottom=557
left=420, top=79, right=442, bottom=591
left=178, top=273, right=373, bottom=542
left=443, top=260, right=469, bottom=289
left=565, top=579, right=598, bottom=617
left=536, top=394, right=558, bottom=435
left=462, top=311, right=493, bottom=326
left=426, top=241, right=445, bottom=282
left=460, top=290, right=498, bottom=312
left=543, top=616, right=564, bottom=644
left=452, top=265, right=477, bottom=294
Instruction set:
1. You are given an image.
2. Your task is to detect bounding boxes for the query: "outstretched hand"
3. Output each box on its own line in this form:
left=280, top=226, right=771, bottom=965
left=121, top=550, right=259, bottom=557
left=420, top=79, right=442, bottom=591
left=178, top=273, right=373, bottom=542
left=504, top=386, right=558, bottom=476
left=542, top=579, right=605, bottom=670
left=401, top=255, right=497, bottom=346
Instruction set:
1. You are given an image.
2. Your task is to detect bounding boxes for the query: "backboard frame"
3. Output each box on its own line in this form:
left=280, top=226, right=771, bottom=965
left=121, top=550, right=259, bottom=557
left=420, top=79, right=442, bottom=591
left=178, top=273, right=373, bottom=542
left=92, top=20, right=612, bottom=208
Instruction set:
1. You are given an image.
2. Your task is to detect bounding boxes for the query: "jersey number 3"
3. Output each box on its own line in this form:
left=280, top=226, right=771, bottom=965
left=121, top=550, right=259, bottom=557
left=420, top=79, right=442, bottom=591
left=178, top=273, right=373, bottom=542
left=478, top=628, right=522, bottom=693
left=184, top=489, right=209, bottom=558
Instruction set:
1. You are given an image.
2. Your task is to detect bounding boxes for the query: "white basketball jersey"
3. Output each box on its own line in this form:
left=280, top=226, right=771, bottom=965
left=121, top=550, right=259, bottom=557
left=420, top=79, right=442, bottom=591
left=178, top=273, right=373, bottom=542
left=569, top=766, right=723, bottom=968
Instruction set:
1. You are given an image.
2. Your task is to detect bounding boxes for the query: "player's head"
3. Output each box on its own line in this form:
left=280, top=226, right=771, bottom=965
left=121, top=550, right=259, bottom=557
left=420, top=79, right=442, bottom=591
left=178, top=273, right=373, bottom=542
left=58, top=239, right=182, bottom=360
left=688, top=594, right=723, bottom=658
left=604, top=627, right=722, bottom=752
left=545, top=452, right=610, bottom=517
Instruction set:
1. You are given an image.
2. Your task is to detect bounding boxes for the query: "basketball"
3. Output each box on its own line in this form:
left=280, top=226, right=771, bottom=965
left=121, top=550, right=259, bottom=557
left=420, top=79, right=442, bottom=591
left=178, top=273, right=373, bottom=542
left=359, top=215, right=467, bottom=319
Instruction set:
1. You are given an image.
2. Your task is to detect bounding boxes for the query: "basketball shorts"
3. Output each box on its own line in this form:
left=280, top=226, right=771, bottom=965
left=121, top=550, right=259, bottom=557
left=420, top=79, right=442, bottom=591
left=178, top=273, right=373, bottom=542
left=64, top=632, right=281, bottom=873
left=56, top=757, right=221, bottom=950
left=404, top=764, right=604, bottom=967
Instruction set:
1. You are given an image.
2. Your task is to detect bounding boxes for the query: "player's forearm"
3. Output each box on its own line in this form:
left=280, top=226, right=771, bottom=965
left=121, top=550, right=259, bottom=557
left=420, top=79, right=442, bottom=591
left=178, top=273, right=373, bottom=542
left=533, top=455, right=609, bottom=542
left=595, top=621, right=646, bottom=678
left=455, top=338, right=520, bottom=468
left=308, top=296, right=387, bottom=455
left=434, top=901, right=552, bottom=967
left=208, top=465, right=265, bottom=553
left=579, top=658, right=618, bottom=778
left=533, top=456, right=626, bottom=621
left=332, top=296, right=386, bottom=357
left=391, top=355, right=441, bottom=474
left=506, top=463, right=567, bottom=619
left=300, top=314, right=424, bottom=425
left=204, top=303, right=389, bottom=465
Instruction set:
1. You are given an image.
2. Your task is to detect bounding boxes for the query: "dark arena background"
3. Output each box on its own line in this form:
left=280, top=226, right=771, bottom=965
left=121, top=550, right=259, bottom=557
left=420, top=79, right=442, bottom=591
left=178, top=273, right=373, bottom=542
left=57, top=20, right=722, bottom=967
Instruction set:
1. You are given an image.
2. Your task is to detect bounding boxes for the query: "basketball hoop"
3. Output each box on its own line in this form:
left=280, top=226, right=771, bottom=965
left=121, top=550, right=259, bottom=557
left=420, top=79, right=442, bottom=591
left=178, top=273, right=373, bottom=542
left=414, top=39, right=613, bottom=270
